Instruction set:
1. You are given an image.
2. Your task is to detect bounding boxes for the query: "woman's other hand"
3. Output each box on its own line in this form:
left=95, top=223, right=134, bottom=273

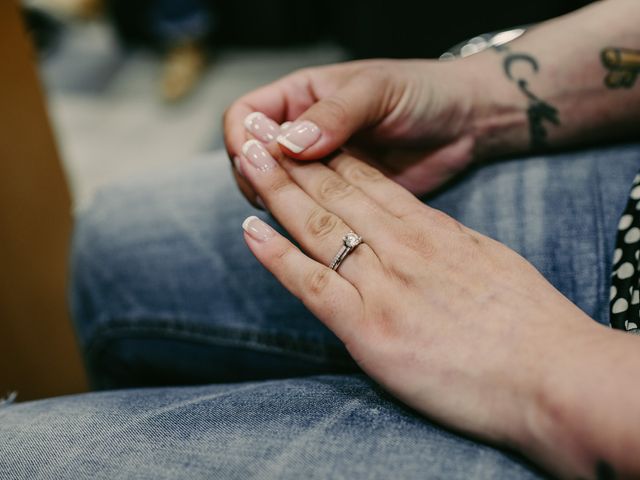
left=225, top=59, right=489, bottom=206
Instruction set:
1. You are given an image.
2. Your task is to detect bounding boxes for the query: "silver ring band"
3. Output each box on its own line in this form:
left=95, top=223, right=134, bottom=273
left=330, top=232, right=362, bottom=271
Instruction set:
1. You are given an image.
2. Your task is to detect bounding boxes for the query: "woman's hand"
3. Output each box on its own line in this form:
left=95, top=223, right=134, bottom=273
left=234, top=135, right=624, bottom=477
left=225, top=59, right=488, bottom=206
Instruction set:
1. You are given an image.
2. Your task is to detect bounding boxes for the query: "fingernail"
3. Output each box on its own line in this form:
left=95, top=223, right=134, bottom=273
left=242, top=139, right=277, bottom=171
left=244, top=112, right=279, bottom=142
left=280, top=121, right=292, bottom=131
left=242, top=215, right=275, bottom=242
left=233, top=155, right=244, bottom=178
left=277, top=120, right=321, bottom=153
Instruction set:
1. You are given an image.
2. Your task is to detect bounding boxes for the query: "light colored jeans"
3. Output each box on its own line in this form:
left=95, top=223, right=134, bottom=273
left=1, top=144, right=639, bottom=479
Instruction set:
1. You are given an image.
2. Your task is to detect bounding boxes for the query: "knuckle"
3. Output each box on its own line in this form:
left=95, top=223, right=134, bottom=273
left=320, top=96, right=350, bottom=125
left=267, top=175, right=293, bottom=197
left=305, top=208, right=340, bottom=240
left=273, top=244, right=295, bottom=266
left=305, top=267, right=331, bottom=296
left=343, top=161, right=385, bottom=183
left=318, top=174, right=355, bottom=202
left=465, top=230, right=483, bottom=246
left=427, top=209, right=464, bottom=233
left=396, top=228, right=437, bottom=259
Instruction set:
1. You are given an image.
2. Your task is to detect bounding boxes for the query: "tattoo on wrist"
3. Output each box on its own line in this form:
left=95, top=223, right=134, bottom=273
left=601, top=47, right=640, bottom=89
left=493, top=45, right=560, bottom=150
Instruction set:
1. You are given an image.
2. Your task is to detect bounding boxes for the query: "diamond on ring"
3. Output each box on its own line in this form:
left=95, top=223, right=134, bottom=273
left=330, top=232, right=363, bottom=271
left=344, top=232, right=362, bottom=248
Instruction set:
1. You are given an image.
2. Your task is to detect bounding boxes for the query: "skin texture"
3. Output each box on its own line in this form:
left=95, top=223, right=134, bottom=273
left=225, top=0, right=640, bottom=478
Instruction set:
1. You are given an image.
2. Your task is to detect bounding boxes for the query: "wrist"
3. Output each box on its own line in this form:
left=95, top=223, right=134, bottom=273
left=517, top=320, right=631, bottom=479
left=457, top=52, right=531, bottom=162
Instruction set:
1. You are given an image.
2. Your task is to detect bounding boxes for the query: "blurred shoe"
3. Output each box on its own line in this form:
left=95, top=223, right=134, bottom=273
left=30, top=0, right=104, bottom=20
left=160, top=42, right=206, bottom=102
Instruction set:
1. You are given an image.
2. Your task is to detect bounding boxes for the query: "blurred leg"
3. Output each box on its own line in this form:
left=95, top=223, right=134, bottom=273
left=71, top=154, right=356, bottom=389
left=0, top=375, right=547, bottom=480
left=71, top=144, right=640, bottom=388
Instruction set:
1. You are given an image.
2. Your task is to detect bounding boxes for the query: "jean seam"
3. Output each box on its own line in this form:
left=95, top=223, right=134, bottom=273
left=85, top=318, right=355, bottom=368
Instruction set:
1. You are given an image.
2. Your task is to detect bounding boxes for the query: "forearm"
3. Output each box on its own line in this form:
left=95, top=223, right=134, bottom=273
left=521, top=322, right=640, bottom=479
left=462, top=0, right=640, bottom=159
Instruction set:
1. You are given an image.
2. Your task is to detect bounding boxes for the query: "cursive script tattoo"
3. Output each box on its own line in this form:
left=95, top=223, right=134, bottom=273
left=601, top=47, right=640, bottom=89
left=494, top=45, right=560, bottom=150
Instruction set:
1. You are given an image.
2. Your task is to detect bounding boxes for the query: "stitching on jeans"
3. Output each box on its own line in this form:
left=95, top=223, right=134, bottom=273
left=85, top=318, right=355, bottom=368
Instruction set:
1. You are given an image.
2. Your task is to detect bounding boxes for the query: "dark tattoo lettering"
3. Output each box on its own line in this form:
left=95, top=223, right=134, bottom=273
left=493, top=45, right=560, bottom=150
left=601, top=47, right=640, bottom=89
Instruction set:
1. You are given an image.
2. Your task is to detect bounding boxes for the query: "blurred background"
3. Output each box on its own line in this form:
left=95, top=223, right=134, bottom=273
left=28, top=0, right=590, bottom=205
left=2, top=0, right=591, bottom=401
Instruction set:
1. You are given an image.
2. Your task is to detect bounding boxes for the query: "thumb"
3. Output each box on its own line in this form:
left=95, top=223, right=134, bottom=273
left=277, top=74, right=388, bottom=160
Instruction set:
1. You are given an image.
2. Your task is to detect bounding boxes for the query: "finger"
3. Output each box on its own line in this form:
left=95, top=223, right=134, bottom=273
left=276, top=154, right=402, bottom=246
left=242, top=215, right=362, bottom=340
left=276, top=71, right=393, bottom=161
left=237, top=117, right=294, bottom=210
left=223, top=70, right=318, bottom=162
left=238, top=139, right=382, bottom=286
left=240, top=117, right=299, bottom=210
left=231, top=159, right=264, bottom=210
left=328, top=153, right=428, bottom=220
left=243, top=112, right=280, bottom=143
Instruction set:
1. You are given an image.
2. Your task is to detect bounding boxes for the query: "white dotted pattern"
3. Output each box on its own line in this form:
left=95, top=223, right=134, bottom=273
left=610, top=174, right=640, bottom=332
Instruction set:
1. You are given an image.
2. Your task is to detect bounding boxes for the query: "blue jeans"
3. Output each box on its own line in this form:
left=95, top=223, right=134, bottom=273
left=1, top=144, right=639, bottom=479
left=151, top=0, right=213, bottom=46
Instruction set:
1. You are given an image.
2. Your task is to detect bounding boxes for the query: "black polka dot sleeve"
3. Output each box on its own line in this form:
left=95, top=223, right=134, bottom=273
left=610, top=173, right=640, bottom=334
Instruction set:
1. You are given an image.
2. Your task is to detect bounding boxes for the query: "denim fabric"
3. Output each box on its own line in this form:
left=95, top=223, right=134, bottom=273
left=71, top=144, right=640, bottom=389
left=1, top=144, right=638, bottom=479
left=0, top=376, right=546, bottom=479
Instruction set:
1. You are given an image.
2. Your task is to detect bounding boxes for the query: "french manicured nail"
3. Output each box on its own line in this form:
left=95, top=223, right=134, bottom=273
left=244, top=112, right=279, bottom=142
left=242, top=139, right=277, bottom=171
left=280, top=121, right=292, bottom=131
left=242, top=215, right=275, bottom=242
left=233, top=155, right=244, bottom=178
left=277, top=120, right=321, bottom=153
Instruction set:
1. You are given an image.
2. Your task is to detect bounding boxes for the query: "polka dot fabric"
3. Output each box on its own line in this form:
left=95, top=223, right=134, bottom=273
left=610, top=173, right=640, bottom=334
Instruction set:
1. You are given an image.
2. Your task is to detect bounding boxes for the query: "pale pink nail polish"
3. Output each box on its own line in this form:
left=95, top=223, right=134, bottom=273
left=242, top=139, right=277, bottom=171
left=244, top=112, right=280, bottom=142
left=277, top=120, right=321, bottom=153
left=242, top=215, right=275, bottom=241
left=280, top=121, right=292, bottom=131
